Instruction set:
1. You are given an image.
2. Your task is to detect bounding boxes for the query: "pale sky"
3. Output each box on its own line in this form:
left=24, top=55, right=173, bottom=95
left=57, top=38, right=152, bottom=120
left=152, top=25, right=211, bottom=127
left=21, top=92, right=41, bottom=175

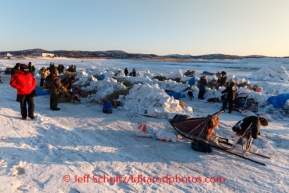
left=1, top=0, right=288, bottom=56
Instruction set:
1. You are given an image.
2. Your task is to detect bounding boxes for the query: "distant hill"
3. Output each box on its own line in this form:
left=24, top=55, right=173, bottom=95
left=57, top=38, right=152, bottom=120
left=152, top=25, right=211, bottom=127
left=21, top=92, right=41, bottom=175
left=0, top=49, right=284, bottom=60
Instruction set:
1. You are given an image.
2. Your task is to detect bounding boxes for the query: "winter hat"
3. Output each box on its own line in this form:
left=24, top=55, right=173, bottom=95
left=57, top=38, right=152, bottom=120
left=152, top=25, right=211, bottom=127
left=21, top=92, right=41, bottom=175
left=20, top=64, right=29, bottom=71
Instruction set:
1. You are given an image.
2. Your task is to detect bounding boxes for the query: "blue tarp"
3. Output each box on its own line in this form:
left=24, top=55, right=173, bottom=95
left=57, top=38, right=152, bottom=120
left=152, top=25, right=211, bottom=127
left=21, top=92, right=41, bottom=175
left=98, top=74, right=105, bottom=80
left=203, top=71, right=214, bottom=75
left=166, top=92, right=186, bottom=99
left=35, top=85, right=50, bottom=96
left=203, top=71, right=209, bottom=74
left=267, top=93, right=289, bottom=108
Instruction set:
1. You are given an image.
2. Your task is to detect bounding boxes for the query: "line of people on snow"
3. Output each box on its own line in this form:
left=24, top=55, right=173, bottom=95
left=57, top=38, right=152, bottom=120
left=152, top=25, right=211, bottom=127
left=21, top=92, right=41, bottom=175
left=185, top=70, right=208, bottom=100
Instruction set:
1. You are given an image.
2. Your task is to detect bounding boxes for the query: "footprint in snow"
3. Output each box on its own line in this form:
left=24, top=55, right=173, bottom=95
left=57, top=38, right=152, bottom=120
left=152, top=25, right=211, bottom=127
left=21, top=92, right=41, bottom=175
left=12, top=161, right=26, bottom=176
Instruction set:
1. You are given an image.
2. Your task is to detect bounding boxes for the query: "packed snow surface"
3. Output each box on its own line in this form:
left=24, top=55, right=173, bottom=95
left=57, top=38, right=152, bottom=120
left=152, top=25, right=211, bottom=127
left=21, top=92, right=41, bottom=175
left=0, top=57, right=289, bottom=192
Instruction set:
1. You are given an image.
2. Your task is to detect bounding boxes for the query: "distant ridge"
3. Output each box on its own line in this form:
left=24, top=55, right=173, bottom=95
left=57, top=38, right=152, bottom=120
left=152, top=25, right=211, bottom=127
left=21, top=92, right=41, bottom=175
left=0, top=49, right=285, bottom=60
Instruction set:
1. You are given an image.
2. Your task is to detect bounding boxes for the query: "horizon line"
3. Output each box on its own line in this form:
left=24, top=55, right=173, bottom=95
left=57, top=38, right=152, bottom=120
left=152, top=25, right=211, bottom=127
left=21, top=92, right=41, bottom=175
left=0, top=48, right=288, bottom=58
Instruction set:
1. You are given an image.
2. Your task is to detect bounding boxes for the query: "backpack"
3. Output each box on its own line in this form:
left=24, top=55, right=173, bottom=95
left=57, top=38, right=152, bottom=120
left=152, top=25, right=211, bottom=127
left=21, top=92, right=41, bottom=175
left=191, top=139, right=212, bottom=153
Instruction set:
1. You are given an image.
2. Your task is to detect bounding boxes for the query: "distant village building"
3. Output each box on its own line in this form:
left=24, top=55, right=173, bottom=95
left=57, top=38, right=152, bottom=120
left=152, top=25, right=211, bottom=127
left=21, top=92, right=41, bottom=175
left=33, top=52, right=55, bottom=57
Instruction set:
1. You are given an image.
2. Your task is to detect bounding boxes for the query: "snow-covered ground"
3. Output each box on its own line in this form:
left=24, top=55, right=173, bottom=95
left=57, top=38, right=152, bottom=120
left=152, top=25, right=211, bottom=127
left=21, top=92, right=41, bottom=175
left=0, top=57, right=289, bottom=193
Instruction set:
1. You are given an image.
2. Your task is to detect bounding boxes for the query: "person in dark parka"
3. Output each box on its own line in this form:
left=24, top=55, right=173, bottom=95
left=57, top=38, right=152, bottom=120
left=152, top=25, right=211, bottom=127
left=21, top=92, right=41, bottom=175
left=219, top=71, right=228, bottom=87
left=45, top=69, right=63, bottom=110
left=124, top=68, right=128, bottom=76
left=132, top=68, right=136, bottom=77
left=28, top=62, right=35, bottom=75
left=11, top=63, right=21, bottom=101
left=198, top=76, right=208, bottom=99
left=11, top=63, right=21, bottom=76
left=221, top=80, right=237, bottom=113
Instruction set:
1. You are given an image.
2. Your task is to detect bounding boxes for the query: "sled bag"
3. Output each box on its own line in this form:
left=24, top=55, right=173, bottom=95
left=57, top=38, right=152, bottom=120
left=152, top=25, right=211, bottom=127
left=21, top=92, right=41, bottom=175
left=171, top=114, right=192, bottom=122
left=191, top=140, right=212, bottom=153
left=102, top=101, right=112, bottom=113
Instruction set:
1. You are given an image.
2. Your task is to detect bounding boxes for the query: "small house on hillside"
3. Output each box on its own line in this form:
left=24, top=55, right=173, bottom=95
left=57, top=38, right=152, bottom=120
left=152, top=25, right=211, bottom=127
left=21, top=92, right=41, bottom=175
left=33, top=52, right=55, bottom=57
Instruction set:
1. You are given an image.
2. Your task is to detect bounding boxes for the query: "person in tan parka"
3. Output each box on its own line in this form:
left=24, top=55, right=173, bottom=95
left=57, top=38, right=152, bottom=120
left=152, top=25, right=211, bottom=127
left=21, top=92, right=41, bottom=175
left=39, top=67, right=50, bottom=87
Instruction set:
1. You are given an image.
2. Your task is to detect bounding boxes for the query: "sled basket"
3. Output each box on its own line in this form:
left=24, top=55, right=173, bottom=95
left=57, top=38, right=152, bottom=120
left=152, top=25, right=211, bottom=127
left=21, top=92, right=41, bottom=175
left=170, top=110, right=223, bottom=141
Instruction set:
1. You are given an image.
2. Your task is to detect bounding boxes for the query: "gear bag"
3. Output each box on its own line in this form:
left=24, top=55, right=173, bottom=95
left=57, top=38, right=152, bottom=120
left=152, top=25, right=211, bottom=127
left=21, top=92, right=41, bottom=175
left=102, top=101, right=112, bottom=114
left=191, top=139, right=212, bottom=153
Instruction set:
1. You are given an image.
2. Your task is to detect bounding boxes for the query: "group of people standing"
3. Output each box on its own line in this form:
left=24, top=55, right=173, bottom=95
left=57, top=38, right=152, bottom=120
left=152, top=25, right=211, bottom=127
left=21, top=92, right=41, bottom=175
left=186, top=70, right=208, bottom=100
left=186, top=70, right=236, bottom=113
left=217, top=71, right=228, bottom=88
left=124, top=68, right=136, bottom=77
left=40, top=63, right=77, bottom=109
left=216, top=71, right=238, bottom=113
left=9, top=62, right=77, bottom=120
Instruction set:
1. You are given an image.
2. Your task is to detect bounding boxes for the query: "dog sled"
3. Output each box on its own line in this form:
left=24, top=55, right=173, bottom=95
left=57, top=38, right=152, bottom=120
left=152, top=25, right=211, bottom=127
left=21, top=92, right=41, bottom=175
left=170, top=111, right=270, bottom=166
left=234, top=93, right=259, bottom=112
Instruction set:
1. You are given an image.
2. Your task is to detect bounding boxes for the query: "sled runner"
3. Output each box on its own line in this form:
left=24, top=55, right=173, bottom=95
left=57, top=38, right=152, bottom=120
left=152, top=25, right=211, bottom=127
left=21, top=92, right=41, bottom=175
left=170, top=111, right=270, bottom=166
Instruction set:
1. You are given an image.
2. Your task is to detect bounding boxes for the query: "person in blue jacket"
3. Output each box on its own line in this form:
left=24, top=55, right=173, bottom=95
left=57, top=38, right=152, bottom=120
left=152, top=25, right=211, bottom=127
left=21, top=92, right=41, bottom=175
left=103, top=101, right=112, bottom=113
left=197, top=75, right=208, bottom=99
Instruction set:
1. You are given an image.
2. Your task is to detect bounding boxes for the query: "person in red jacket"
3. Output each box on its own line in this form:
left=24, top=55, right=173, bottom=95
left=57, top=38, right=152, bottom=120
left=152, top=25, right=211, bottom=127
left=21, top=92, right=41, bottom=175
left=10, top=64, right=37, bottom=119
